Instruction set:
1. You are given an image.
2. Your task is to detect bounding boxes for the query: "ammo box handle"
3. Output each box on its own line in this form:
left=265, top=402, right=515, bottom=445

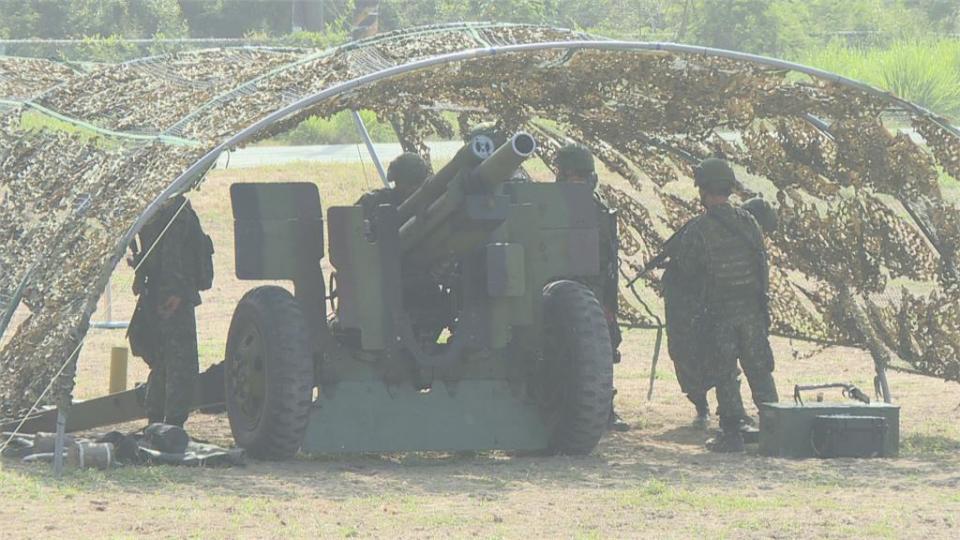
left=794, top=383, right=871, bottom=406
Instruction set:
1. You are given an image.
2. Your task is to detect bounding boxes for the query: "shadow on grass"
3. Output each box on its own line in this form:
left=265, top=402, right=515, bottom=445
left=6, top=420, right=960, bottom=502
left=3, top=445, right=623, bottom=502
left=653, top=426, right=711, bottom=447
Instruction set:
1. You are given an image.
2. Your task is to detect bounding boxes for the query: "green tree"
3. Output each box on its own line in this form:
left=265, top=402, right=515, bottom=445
left=380, top=0, right=555, bottom=30
left=681, top=0, right=811, bottom=57
left=907, top=0, right=960, bottom=33
left=0, top=0, right=187, bottom=39
left=177, top=0, right=291, bottom=37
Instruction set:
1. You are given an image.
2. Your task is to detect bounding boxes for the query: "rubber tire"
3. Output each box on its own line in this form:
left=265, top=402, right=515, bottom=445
left=225, top=286, right=314, bottom=460
left=541, top=280, right=614, bottom=455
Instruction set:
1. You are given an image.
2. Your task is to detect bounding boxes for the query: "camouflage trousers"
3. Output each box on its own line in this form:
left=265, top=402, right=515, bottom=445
left=706, top=306, right=779, bottom=431
left=664, top=274, right=709, bottom=404
left=141, top=303, right=199, bottom=426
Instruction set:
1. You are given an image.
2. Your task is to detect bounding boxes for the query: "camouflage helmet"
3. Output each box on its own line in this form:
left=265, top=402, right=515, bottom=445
left=694, top=157, right=740, bottom=195
left=387, top=152, right=429, bottom=190
left=555, top=143, right=595, bottom=174
left=743, top=197, right=779, bottom=234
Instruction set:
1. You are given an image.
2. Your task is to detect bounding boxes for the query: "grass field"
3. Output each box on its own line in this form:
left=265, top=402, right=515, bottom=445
left=1, top=162, right=959, bottom=539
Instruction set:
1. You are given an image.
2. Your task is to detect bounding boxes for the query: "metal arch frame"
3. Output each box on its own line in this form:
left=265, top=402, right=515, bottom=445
left=4, top=37, right=959, bottom=343
left=186, top=39, right=959, bottom=185
left=166, top=39, right=960, bottom=197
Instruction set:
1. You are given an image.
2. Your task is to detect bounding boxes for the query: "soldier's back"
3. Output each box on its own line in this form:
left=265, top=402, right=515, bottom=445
left=695, top=204, right=764, bottom=313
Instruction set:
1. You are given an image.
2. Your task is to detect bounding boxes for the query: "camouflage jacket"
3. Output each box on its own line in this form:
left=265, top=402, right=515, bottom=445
left=675, top=203, right=768, bottom=317
left=133, top=196, right=203, bottom=307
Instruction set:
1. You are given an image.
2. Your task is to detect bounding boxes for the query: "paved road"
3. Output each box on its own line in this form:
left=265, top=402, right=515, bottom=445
left=214, top=125, right=934, bottom=170
left=215, top=141, right=462, bottom=169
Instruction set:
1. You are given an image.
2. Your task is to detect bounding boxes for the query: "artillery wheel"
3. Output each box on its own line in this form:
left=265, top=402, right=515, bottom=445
left=539, top=280, right=614, bottom=455
left=225, top=286, right=313, bottom=460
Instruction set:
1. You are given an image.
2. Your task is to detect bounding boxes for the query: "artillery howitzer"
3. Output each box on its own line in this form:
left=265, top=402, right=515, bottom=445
left=224, top=132, right=615, bottom=458
left=3, top=133, right=615, bottom=459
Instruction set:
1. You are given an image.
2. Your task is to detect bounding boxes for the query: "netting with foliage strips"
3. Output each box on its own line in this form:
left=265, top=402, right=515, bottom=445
left=0, top=23, right=958, bottom=420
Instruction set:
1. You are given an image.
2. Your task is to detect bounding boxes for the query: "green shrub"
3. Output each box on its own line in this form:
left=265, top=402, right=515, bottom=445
left=278, top=110, right=397, bottom=145
left=799, top=39, right=960, bottom=119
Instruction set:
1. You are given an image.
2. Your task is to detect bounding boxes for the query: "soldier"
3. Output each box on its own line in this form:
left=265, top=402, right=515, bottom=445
left=357, top=152, right=430, bottom=212
left=663, top=197, right=779, bottom=429
left=358, top=152, right=448, bottom=340
left=674, top=158, right=779, bottom=452
left=743, top=197, right=779, bottom=235
left=127, top=194, right=212, bottom=428
left=554, top=143, right=629, bottom=432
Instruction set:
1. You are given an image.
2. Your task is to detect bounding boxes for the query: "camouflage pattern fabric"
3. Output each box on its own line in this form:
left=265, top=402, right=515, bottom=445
left=140, top=300, right=199, bottom=425
left=708, top=308, right=778, bottom=428
left=676, top=203, right=778, bottom=430
left=662, top=262, right=708, bottom=398
left=128, top=196, right=204, bottom=425
left=664, top=198, right=778, bottom=404
left=593, top=193, right=623, bottom=356
left=2, top=23, right=959, bottom=419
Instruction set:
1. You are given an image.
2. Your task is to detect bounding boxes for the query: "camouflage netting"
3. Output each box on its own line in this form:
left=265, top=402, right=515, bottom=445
left=1, top=23, right=959, bottom=420
left=0, top=57, right=77, bottom=104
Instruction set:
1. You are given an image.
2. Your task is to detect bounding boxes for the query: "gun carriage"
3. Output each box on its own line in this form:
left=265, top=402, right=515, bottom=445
left=225, top=132, right=615, bottom=458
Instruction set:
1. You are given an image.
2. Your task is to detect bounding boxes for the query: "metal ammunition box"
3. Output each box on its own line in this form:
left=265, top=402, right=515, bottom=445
left=811, top=415, right=888, bottom=458
left=759, top=402, right=900, bottom=458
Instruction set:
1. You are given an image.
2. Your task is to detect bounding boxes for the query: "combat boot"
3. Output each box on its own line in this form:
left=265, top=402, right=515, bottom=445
left=690, top=394, right=711, bottom=429
left=739, top=423, right=760, bottom=444
left=608, top=390, right=629, bottom=432
left=706, top=430, right=745, bottom=453
left=608, top=408, right=630, bottom=432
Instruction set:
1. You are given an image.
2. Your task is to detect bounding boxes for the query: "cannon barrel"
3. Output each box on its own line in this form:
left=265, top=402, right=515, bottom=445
left=398, top=132, right=537, bottom=258
left=472, top=132, right=537, bottom=188
left=396, top=144, right=483, bottom=224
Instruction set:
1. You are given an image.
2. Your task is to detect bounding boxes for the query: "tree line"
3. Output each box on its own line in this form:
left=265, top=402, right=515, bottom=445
left=2, top=1, right=960, bottom=118
left=0, top=1, right=957, bottom=57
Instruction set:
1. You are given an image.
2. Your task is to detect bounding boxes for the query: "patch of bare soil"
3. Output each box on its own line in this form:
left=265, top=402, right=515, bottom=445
left=2, top=332, right=959, bottom=539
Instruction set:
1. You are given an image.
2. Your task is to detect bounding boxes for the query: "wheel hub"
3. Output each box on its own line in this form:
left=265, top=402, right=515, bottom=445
left=229, top=324, right=267, bottom=429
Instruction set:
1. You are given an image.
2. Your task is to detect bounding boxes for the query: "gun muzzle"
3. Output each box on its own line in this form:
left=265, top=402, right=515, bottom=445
left=471, top=132, right=537, bottom=189
left=397, top=132, right=537, bottom=257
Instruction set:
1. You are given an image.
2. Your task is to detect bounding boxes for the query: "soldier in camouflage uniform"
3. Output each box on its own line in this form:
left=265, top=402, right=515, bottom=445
left=662, top=255, right=712, bottom=427
left=357, top=152, right=430, bottom=212
left=664, top=197, right=779, bottom=429
left=127, top=195, right=207, bottom=428
left=674, top=158, right=779, bottom=452
left=554, top=143, right=628, bottom=432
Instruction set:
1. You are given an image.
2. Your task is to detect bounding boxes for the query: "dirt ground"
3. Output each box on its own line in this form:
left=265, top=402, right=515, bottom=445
left=1, top=162, right=959, bottom=539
